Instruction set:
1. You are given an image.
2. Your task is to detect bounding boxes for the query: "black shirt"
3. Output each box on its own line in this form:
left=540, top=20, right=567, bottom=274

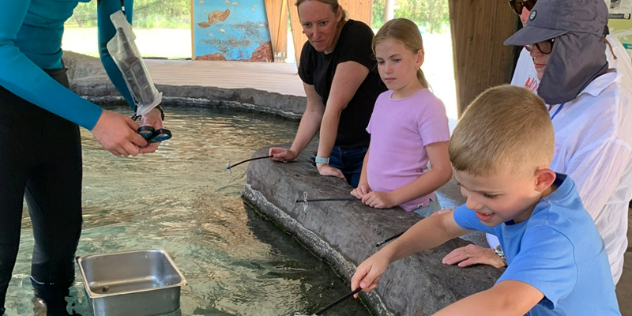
left=298, top=20, right=386, bottom=148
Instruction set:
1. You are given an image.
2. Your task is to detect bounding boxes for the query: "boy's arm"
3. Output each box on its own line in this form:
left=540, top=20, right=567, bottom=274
left=434, top=280, right=543, bottom=316
left=351, top=210, right=471, bottom=293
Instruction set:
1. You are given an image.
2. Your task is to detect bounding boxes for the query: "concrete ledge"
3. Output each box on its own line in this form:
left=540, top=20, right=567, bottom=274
left=62, top=51, right=306, bottom=120
left=244, top=144, right=502, bottom=315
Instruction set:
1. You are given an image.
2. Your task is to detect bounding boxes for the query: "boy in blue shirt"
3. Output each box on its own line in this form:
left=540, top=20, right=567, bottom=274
left=351, top=85, right=620, bottom=315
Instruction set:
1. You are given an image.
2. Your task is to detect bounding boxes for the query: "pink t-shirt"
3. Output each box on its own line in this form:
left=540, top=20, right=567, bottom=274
left=366, top=89, right=450, bottom=211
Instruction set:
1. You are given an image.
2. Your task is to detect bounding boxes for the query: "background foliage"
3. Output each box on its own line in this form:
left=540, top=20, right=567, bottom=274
left=371, top=0, right=450, bottom=33
left=68, top=0, right=450, bottom=32
left=67, top=0, right=191, bottom=28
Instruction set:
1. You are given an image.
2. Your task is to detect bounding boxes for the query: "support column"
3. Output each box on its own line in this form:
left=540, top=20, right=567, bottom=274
left=449, top=0, right=518, bottom=116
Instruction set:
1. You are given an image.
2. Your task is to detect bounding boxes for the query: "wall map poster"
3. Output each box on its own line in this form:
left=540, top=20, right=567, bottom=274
left=192, top=0, right=273, bottom=61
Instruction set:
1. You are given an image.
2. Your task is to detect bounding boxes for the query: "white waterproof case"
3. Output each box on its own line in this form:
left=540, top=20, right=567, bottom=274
left=107, top=11, right=162, bottom=118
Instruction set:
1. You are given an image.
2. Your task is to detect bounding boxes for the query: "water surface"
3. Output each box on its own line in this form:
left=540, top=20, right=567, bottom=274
left=7, top=106, right=370, bottom=316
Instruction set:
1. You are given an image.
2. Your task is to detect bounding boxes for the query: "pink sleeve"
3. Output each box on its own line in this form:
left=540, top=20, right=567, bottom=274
left=418, top=96, right=451, bottom=146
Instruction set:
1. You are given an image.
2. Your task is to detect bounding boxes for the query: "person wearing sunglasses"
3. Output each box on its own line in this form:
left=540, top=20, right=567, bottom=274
left=509, top=0, right=632, bottom=92
left=442, top=0, right=632, bottom=287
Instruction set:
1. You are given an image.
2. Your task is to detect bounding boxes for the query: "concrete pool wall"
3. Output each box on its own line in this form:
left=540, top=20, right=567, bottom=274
left=63, top=51, right=307, bottom=119
left=65, top=51, right=502, bottom=315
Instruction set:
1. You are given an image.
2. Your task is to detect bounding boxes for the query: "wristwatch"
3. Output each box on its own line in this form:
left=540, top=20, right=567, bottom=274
left=494, top=245, right=508, bottom=267
left=315, top=156, right=330, bottom=165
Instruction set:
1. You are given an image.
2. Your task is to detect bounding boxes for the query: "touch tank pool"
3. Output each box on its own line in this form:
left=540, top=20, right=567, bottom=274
left=6, top=105, right=370, bottom=316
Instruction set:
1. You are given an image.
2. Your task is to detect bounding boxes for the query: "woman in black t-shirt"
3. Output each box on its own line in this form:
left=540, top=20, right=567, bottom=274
left=268, top=0, right=386, bottom=188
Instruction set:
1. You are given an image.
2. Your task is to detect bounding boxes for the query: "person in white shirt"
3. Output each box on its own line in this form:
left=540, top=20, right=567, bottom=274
left=442, top=0, right=632, bottom=285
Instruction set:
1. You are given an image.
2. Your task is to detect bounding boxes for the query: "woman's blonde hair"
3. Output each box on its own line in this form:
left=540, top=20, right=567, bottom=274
left=372, top=18, right=429, bottom=88
left=295, top=0, right=347, bottom=21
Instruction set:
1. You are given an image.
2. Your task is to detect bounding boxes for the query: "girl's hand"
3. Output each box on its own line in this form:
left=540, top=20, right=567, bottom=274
left=350, top=253, right=390, bottom=298
left=316, top=163, right=345, bottom=179
left=351, top=183, right=371, bottom=198
left=269, top=147, right=297, bottom=162
left=361, top=191, right=397, bottom=209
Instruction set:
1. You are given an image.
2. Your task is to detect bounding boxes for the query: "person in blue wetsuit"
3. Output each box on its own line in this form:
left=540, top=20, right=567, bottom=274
left=0, top=1, right=165, bottom=314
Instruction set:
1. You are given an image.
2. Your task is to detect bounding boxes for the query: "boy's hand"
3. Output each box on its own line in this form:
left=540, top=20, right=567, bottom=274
left=351, top=183, right=371, bottom=198
left=361, top=191, right=397, bottom=208
left=351, top=253, right=390, bottom=298
left=442, top=244, right=506, bottom=269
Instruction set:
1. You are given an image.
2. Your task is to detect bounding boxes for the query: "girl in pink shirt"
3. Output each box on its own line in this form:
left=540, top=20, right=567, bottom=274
left=350, top=18, right=452, bottom=217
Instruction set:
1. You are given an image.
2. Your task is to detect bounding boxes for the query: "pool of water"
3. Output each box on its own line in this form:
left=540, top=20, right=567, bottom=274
left=6, top=106, right=370, bottom=316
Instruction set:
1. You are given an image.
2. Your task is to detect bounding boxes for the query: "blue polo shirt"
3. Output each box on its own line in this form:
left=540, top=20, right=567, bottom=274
left=454, top=173, right=620, bottom=315
left=0, top=0, right=136, bottom=130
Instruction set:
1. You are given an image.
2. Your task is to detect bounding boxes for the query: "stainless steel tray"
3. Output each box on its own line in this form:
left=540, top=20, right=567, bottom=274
left=77, top=249, right=187, bottom=316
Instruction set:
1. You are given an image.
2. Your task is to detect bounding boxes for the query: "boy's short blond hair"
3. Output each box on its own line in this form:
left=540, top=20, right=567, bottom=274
left=449, top=85, right=554, bottom=177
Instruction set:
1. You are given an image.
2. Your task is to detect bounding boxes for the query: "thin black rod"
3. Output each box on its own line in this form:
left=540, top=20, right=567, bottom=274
left=375, top=231, right=405, bottom=247
left=295, top=197, right=358, bottom=203
left=226, top=155, right=272, bottom=169
left=313, top=287, right=362, bottom=315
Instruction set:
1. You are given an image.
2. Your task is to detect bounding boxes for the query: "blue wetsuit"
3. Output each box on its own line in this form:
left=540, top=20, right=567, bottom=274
left=0, top=0, right=136, bottom=129
left=0, top=1, right=136, bottom=314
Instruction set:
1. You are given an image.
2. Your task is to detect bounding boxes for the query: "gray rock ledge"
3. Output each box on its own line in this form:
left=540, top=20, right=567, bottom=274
left=62, top=51, right=306, bottom=119
left=244, top=143, right=503, bottom=316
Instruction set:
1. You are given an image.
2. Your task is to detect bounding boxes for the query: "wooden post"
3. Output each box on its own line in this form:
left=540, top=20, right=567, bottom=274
left=288, top=0, right=305, bottom=64
left=449, top=0, right=518, bottom=116
left=384, top=0, right=395, bottom=23
left=264, top=0, right=289, bottom=62
left=190, top=0, right=195, bottom=59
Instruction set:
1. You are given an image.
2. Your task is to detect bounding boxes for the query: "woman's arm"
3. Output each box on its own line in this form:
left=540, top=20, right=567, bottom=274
left=97, top=0, right=137, bottom=110
left=270, top=83, right=325, bottom=161
left=362, top=141, right=452, bottom=208
left=0, top=0, right=103, bottom=130
left=316, top=60, right=370, bottom=160
left=290, top=83, right=326, bottom=155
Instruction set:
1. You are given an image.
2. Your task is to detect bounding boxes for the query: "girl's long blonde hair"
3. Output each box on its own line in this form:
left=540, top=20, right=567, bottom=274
left=372, top=18, right=429, bottom=89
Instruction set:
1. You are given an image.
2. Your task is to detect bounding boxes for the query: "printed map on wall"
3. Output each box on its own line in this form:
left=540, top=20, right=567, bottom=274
left=192, top=0, right=273, bottom=61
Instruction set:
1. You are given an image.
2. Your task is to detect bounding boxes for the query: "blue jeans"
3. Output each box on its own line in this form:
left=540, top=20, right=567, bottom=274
left=329, top=146, right=368, bottom=188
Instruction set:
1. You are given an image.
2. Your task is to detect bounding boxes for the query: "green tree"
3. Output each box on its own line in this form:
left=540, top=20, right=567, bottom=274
left=69, top=0, right=191, bottom=29
left=372, top=0, right=449, bottom=33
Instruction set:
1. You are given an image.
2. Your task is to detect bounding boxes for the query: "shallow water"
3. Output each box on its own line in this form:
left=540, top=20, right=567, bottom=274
left=6, top=106, right=370, bottom=316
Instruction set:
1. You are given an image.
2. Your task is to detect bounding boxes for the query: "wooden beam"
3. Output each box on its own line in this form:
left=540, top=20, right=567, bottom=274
left=287, top=0, right=304, bottom=64
left=264, top=0, right=289, bottom=61
left=449, top=0, right=518, bottom=116
left=190, top=0, right=195, bottom=59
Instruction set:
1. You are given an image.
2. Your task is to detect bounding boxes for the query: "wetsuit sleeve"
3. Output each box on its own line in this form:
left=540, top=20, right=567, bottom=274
left=97, top=0, right=136, bottom=111
left=0, top=0, right=103, bottom=130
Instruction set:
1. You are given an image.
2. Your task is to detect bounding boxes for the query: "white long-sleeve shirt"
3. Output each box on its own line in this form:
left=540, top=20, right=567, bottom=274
left=506, top=36, right=632, bottom=284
